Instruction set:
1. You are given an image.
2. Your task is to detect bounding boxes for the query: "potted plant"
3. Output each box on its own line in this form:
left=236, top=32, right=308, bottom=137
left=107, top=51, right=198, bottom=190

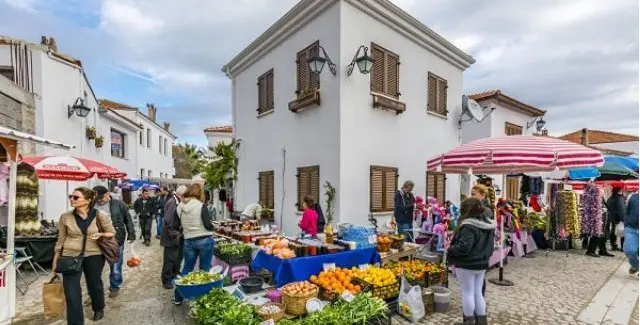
left=95, top=136, right=104, bottom=148
left=324, top=181, right=335, bottom=234
left=86, top=126, right=96, bottom=140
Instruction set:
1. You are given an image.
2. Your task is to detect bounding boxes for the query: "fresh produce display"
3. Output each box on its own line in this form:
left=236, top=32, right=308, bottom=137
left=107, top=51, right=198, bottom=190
left=389, top=234, right=405, bottom=250
left=384, top=260, right=445, bottom=282
left=176, top=270, right=221, bottom=285
left=258, top=304, right=281, bottom=314
left=351, top=266, right=399, bottom=300
left=190, top=289, right=262, bottom=325
left=310, top=267, right=363, bottom=296
left=215, top=243, right=252, bottom=264
left=126, top=256, right=141, bottom=268
left=376, top=235, right=392, bottom=252
left=276, top=292, right=388, bottom=325
left=261, top=238, right=296, bottom=259
left=280, top=281, right=318, bottom=297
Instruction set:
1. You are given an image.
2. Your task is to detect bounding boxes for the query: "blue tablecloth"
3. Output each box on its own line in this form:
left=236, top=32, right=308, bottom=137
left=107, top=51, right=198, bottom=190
left=251, top=248, right=381, bottom=287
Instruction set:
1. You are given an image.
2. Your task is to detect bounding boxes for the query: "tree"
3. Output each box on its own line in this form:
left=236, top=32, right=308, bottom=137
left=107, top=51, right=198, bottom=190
left=202, top=140, right=238, bottom=190
left=173, top=143, right=205, bottom=178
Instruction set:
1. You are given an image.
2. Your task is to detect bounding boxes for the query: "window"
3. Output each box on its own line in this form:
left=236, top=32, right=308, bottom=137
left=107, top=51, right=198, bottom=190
left=110, top=129, right=125, bottom=158
left=370, top=166, right=398, bottom=213
left=370, top=43, right=400, bottom=99
left=427, top=73, right=448, bottom=116
left=0, top=66, right=13, bottom=81
left=140, top=168, right=145, bottom=178
left=164, top=138, right=168, bottom=156
left=426, top=171, right=446, bottom=205
left=505, top=176, right=519, bottom=201
left=257, top=69, right=274, bottom=114
left=146, top=128, right=151, bottom=148
left=159, top=135, right=162, bottom=153
left=258, top=171, right=275, bottom=209
left=148, top=170, right=152, bottom=177
left=139, top=130, right=143, bottom=145
left=296, top=165, right=320, bottom=211
left=505, top=122, right=523, bottom=136
left=296, top=41, right=320, bottom=97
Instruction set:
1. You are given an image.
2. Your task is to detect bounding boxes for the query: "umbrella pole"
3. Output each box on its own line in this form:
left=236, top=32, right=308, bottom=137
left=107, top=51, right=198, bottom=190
left=489, top=208, right=514, bottom=286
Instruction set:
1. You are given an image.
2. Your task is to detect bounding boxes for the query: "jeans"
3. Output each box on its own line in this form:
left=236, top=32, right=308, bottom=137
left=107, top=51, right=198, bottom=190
left=174, top=236, right=215, bottom=302
left=455, top=268, right=487, bottom=317
left=397, top=222, right=412, bottom=242
left=156, top=214, right=163, bottom=237
left=623, top=227, right=639, bottom=269
left=63, top=255, right=105, bottom=325
left=109, top=245, right=125, bottom=292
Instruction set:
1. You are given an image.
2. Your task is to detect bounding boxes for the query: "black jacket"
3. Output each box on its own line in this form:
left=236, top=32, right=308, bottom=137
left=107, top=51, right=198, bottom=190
left=155, top=194, right=168, bottom=215
left=315, top=203, right=326, bottom=233
left=394, top=191, right=415, bottom=223
left=134, top=197, right=155, bottom=219
left=107, top=199, right=136, bottom=246
left=606, top=193, right=625, bottom=224
left=161, top=195, right=183, bottom=248
left=447, top=215, right=496, bottom=270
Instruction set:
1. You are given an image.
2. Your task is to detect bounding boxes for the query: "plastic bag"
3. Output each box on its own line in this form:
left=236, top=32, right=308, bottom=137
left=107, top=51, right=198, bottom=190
left=126, top=241, right=141, bottom=268
left=398, top=274, right=425, bottom=322
left=615, top=222, right=625, bottom=237
left=42, top=275, right=65, bottom=319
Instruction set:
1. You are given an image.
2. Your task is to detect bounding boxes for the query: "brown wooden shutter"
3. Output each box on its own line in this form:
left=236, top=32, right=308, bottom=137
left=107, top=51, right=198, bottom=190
left=266, top=71, right=274, bottom=111
left=384, top=168, right=398, bottom=211
left=297, top=166, right=319, bottom=210
left=427, top=75, right=437, bottom=113
left=506, top=176, right=519, bottom=201
left=371, top=46, right=385, bottom=94
left=426, top=172, right=435, bottom=198
left=296, top=50, right=308, bottom=96
left=386, top=53, right=399, bottom=98
left=370, top=167, right=384, bottom=212
left=505, top=122, right=523, bottom=136
left=266, top=171, right=274, bottom=209
left=258, top=172, right=267, bottom=206
left=297, top=168, right=308, bottom=210
left=437, top=78, right=447, bottom=115
left=308, top=43, right=320, bottom=91
left=310, top=166, right=320, bottom=205
left=436, top=173, right=446, bottom=205
left=257, top=76, right=265, bottom=113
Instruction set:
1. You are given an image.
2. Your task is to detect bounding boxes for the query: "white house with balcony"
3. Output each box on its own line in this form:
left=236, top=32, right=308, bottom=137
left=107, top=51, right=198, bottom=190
left=222, top=0, right=475, bottom=234
left=460, top=89, right=547, bottom=201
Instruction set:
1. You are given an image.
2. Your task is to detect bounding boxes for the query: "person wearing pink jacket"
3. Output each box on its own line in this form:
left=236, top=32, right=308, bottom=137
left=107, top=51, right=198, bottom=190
left=299, top=196, right=318, bottom=237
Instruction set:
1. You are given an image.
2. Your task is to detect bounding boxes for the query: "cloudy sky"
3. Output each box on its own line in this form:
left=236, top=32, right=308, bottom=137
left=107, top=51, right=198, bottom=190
left=1, top=0, right=638, bottom=146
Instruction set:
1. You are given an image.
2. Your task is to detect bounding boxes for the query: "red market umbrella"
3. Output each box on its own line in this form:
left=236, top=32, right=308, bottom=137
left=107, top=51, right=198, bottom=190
left=19, top=156, right=126, bottom=181
left=427, top=136, right=604, bottom=174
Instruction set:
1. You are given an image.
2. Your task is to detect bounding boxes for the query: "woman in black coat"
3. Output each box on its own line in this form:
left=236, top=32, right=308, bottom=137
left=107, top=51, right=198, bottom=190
left=448, top=198, right=496, bottom=325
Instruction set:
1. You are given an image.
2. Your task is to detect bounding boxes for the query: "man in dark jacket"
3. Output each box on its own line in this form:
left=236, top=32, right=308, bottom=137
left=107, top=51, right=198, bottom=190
left=155, top=187, right=170, bottom=240
left=160, top=186, right=187, bottom=289
left=134, top=189, right=155, bottom=246
left=394, top=180, right=415, bottom=242
left=624, top=193, right=639, bottom=274
left=93, top=186, right=136, bottom=298
left=606, top=187, right=625, bottom=250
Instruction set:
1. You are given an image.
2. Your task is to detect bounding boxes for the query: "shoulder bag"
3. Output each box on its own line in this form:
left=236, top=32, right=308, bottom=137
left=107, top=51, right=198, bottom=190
left=96, top=211, right=120, bottom=264
left=55, top=211, right=96, bottom=275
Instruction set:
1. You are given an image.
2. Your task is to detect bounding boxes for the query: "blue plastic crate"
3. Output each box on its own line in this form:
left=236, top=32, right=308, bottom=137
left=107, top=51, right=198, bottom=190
left=174, top=279, right=224, bottom=300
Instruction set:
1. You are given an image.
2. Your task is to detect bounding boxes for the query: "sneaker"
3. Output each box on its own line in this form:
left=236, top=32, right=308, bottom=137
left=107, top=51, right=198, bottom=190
left=109, top=290, right=120, bottom=298
left=599, top=252, right=615, bottom=257
left=629, top=267, right=639, bottom=274
left=586, top=252, right=599, bottom=257
left=172, top=298, right=183, bottom=306
left=93, top=311, right=104, bottom=321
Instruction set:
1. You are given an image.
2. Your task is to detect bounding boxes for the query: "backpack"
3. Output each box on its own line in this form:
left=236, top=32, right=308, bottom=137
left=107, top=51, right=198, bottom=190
left=314, top=203, right=326, bottom=233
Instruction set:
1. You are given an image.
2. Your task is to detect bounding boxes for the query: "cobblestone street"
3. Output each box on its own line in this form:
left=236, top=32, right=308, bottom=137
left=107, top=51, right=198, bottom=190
left=12, top=239, right=637, bottom=325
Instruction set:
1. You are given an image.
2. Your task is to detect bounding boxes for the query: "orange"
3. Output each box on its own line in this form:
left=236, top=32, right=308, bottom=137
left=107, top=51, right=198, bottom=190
left=310, top=275, right=318, bottom=283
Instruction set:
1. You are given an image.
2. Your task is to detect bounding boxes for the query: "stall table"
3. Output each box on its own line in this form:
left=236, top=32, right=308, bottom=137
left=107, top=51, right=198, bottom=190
left=379, top=243, right=421, bottom=265
left=251, top=247, right=380, bottom=287
left=1, top=235, right=57, bottom=265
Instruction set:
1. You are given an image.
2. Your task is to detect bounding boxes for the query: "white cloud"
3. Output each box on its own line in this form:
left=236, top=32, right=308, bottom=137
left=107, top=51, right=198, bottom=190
left=1, top=0, right=37, bottom=12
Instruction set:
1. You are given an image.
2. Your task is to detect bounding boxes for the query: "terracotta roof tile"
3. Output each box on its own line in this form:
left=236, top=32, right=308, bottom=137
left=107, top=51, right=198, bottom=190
left=204, top=125, right=233, bottom=133
left=98, top=99, right=135, bottom=110
left=535, top=132, right=634, bottom=156
left=468, top=89, right=546, bottom=117
left=559, top=129, right=639, bottom=145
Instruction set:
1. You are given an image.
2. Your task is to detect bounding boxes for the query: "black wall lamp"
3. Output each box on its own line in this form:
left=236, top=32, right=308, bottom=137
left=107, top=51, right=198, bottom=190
left=346, top=45, right=374, bottom=76
left=308, top=45, right=337, bottom=76
left=527, top=116, right=546, bottom=132
left=67, top=97, right=91, bottom=118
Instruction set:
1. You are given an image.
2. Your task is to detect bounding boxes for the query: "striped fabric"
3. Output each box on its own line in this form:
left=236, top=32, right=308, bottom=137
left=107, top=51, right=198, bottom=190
left=568, top=180, right=638, bottom=191
left=427, top=136, right=604, bottom=174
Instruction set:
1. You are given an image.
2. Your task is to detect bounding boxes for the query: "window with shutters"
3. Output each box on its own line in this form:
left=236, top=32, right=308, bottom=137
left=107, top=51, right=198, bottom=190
left=289, top=41, right=321, bottom=112
left=370, top=166, right=398, bottom=213
left=257, top=69, right=274, bottom=115
left=297, top=165, right=320, bottom=211
left=427, top=73, right=448, bottom=116
left=258, top=171, right=275, bottom=209
left=505, top=122, right=523, bottom=136
left=505, top=176, right=519, bottom=201
left=370, top=43, right=405, bottom=114
left=426, top=172, right=446, bottom=205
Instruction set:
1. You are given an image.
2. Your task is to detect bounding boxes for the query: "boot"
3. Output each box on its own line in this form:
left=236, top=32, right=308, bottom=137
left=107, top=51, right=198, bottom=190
left=454, top=315, right=476, bottom=325
left=476, top=315, right=488, bottom=325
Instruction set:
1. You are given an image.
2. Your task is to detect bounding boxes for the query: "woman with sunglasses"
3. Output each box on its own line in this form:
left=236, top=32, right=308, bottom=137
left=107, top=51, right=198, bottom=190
left=52, top=187, right=115, bottom=324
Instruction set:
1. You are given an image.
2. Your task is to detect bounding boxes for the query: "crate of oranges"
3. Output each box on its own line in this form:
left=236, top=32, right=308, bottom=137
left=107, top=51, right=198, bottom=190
left=384, top=260, right=447, bottom=288
left=351, top=266, right=399, bottom=300
left=309, top=267, right=364, bottom=301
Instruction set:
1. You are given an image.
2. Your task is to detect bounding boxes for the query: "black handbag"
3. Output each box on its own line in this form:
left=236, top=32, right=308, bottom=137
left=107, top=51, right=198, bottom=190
left=55, top=211, right=96, bottom=275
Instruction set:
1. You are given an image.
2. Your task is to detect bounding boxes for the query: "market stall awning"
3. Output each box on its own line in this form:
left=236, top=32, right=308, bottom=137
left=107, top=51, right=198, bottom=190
left=567, top=179, right=638, bottom=191
left=19, top=156, right=126, bottom=181
left=568, top=155, right=638, bottom=181
left=427, top=136, right=604, bottom=174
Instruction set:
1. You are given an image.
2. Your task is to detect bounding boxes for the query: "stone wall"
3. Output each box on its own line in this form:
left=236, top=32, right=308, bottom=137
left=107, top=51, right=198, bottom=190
left=0, top=77, right=36, bottom=156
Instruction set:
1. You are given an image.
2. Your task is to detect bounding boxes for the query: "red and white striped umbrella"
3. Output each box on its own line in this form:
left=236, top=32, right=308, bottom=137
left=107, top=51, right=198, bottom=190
left=19, top=156, right=126, bottom=181
left=427, top=136, right=604, bottom=174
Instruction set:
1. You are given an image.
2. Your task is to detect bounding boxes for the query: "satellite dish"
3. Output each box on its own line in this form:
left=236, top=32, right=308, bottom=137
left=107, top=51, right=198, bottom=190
left=461, top=95, right=484, bottom=122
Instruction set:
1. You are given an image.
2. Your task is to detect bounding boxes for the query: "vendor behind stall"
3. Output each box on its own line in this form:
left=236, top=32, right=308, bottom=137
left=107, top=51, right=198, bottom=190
left=240, top=202, right=262, bottom=221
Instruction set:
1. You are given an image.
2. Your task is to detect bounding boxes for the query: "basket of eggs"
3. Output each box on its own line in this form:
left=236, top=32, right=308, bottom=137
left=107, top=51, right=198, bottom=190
left=377, top=235, right=392, bottom=253
left=280, top=281, right=318, bottom=316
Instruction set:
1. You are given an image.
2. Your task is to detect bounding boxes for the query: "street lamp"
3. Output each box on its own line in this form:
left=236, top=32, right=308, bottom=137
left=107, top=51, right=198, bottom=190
left=67, top=97, right=91, bottom=118
left=308, top=45, right=337, bottom=76
left=346, top=45, right=374, bottom=76
left=527, top=116, right=546, bottom=132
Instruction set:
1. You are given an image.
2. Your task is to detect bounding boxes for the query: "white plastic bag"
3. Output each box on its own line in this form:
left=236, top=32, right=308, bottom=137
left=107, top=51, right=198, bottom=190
left=398, top=274, right=425, bottom=322
left=615, top=222, right=625, bottom=237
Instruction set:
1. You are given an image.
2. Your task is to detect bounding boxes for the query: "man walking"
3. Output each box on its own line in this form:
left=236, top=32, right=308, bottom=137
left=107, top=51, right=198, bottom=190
left=155, top=187, right=169, bottom=240
left=624, top=192, right=639, bottom=274
left=161, top=185, right=186, bottom=289
left=134, top=189, right=154, bottom=246
left=93, top=185, right=136, bottom=298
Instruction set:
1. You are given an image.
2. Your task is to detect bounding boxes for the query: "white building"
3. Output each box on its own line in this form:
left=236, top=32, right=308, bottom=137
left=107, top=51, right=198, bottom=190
left=559, top=128, right=638, bottom=157
left=204, top=125, right=233, bottom=151
left=222, top=0, right=474, bottom=234
left=461, top=89, right=547, bottom=200
left=0, top=35, right=174, bottom=219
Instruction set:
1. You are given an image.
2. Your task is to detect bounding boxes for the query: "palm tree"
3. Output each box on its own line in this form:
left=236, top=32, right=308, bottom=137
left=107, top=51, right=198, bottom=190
left=173, top=143, right=205, bottom=178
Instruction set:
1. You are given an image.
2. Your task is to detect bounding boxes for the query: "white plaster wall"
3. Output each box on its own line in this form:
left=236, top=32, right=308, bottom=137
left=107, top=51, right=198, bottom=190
left=233, top=2, right=341, bottom=235
left=205, top=132, right=233, bottom=150
left=596, top=141, right=639, bottom=156
left=99, top=113, right=139, bottom=180
left=338, top=1, right=463, bottom=225
left=135, top=116, right=174, bottom=179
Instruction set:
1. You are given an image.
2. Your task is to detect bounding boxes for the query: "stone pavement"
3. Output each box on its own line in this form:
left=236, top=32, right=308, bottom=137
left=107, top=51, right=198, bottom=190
left=12, top=241, right=637, bottom=325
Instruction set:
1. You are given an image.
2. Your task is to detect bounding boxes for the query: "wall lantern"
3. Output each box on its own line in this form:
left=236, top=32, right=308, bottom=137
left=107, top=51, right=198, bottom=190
left=67, top=97, right=91, bottom=118
left=308, top=45, right=337, bottom=76
left=527, top=116, right=546, bottom=132
left=494, top=185, right=502, bottom=196
left=346, top=45, right=374, bottom=76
